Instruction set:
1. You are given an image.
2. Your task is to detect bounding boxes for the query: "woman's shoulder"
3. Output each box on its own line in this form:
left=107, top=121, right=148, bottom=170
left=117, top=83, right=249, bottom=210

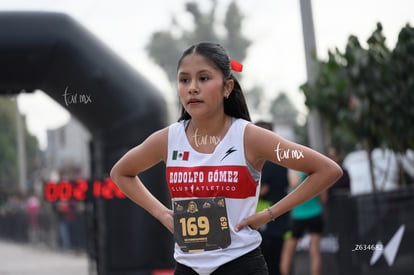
left=169, top=120, right=187, bottom=128
left=243, top=121, right=274, bottom=141
left=233, top=117, right=250, bottom=124
left=151, top=120, right=187, bottom=141
left=230, top=117, right=251, bottom=130
left=166, top=120, right=187, bottom=136
left=146, top=126, right=169, bottom=143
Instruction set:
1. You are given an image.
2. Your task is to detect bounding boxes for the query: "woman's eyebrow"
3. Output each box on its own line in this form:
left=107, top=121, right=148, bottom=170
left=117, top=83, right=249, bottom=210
left=198, top=69, right=212, bottom=74
left=178, top=69, right=212, bottom=75
left=177, top=71, right=189, bottom=76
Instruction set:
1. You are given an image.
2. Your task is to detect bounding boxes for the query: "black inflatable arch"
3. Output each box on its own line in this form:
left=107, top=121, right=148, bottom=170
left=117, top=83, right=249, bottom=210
left=0, top=12, right=173, bottom=274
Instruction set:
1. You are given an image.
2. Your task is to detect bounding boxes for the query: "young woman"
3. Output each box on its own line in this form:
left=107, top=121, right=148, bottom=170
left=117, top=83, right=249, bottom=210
left=110, top=42, right=342, bottom=275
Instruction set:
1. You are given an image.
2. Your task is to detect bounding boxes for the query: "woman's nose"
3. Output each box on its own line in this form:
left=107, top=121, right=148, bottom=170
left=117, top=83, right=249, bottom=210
left=188, top=81, right=199, bottom=94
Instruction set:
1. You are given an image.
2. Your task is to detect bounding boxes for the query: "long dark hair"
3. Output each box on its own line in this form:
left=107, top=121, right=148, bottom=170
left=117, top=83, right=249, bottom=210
left=177, top=42, right=251, bottom=122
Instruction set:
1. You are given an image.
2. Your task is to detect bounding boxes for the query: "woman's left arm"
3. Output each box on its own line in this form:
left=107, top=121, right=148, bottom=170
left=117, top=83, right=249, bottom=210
left=235, top=124, right=342, bottom=231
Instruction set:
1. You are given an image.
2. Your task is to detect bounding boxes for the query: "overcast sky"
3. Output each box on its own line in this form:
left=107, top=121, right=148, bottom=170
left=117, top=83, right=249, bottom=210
left=1, top=0, right=413, bottom=149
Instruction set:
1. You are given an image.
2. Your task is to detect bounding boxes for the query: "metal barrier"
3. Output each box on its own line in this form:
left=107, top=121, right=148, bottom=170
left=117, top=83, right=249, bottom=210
left=1, top=187, right=413, bottom=274
left=294, top=187, right=414, bottom=275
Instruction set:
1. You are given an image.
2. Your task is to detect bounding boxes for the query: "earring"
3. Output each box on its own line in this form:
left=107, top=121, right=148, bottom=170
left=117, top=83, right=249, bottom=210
left=224, top=93, right=229, bottom=99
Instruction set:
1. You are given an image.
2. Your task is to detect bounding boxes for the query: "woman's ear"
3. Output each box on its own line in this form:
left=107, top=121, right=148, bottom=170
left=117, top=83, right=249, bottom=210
left=224, top=79, right=234, bottom=95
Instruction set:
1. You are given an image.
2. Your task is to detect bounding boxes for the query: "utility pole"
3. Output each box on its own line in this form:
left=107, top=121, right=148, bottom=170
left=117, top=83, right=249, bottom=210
left=299, top=0, right=326, bottom=153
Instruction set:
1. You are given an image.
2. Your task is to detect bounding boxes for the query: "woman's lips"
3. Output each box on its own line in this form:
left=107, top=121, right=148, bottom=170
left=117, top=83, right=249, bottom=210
left=188, top=99, right=203, bottom=104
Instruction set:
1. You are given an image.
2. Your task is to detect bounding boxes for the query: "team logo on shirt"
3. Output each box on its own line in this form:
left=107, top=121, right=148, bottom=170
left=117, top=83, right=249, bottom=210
left=221, top=146, right=237, bottom=161
left=172, top=150, right=189, bottom=161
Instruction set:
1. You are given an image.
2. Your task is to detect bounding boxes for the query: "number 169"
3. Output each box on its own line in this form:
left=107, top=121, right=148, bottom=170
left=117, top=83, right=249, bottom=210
left=179, top=216, right=210, bottom=236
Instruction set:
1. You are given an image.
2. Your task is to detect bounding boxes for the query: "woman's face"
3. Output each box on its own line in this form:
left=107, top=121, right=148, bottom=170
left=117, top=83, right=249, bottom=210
left=177, top=53, right=232, bottom=119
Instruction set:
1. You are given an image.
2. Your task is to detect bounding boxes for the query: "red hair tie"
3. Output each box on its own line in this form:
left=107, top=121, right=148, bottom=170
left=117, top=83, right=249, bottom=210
left=230, top=59, right=243, bottom=72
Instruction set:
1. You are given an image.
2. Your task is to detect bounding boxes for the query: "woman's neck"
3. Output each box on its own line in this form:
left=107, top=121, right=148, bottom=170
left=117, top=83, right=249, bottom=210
left=186, top=114, right=232, bottom=152
left=188, top=114, right=231, bottom=137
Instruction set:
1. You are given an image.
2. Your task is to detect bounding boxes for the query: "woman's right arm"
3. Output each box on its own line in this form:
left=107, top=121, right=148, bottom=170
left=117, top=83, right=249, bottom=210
left=110, top=127, right=174, bottom=233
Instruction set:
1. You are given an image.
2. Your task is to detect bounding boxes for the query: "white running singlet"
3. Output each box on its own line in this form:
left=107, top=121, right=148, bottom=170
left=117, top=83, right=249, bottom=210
left=166, top=118, right=262, bottom=275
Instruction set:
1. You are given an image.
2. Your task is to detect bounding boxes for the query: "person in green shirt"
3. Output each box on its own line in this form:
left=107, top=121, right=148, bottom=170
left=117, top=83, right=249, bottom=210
left=280, top=171, right=327, bottom=275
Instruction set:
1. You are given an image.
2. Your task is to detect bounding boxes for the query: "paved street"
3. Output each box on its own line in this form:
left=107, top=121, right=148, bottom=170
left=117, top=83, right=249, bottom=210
left=0, top=239, right=89, bottom=275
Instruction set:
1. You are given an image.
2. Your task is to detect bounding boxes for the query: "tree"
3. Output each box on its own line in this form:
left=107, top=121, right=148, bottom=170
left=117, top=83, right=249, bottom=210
left=222, top=1, right=251, bottom=62
left=387, top=25, right=414, bottom=151
left=0, top=98, right=17, bottom=191
left=0, top=96, right=40, bottom=194
left=146, top=0, right=254, bottom=106
left=244, top=85, right=264, bottom=114
left=301, top=23, right=414, bottom=190
left=268, top=92, right=299, bottom=126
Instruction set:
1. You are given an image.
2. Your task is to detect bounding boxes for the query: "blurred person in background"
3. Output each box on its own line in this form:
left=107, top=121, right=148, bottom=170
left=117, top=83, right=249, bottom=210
left=25, top=191, right=40, bottom=243
left=55, top=200, right=75, bottom=250
left=280, top=171, right=327, bottom=275
left=255, top=120, right=290, bottom=275
left=327, top=145, right=350, bottom=195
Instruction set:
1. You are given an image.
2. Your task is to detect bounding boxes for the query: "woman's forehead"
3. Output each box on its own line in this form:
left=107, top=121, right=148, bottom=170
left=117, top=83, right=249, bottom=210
left=178, top=53, right=218, bottom=73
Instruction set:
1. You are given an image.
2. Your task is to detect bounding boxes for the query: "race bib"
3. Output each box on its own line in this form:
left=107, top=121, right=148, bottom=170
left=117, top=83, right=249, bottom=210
left=173, top=197, right=231, bottom=253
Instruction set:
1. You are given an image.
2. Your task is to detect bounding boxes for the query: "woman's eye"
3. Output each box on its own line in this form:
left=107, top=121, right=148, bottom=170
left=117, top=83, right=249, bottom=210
left=179, top=78, right=189, bottom=83
left=200, top=76, right=209, bottom=81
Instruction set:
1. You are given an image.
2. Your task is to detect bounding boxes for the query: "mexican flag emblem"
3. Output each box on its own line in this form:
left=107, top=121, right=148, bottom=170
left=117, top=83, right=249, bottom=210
left=172, top=150, right=189, bottom=161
